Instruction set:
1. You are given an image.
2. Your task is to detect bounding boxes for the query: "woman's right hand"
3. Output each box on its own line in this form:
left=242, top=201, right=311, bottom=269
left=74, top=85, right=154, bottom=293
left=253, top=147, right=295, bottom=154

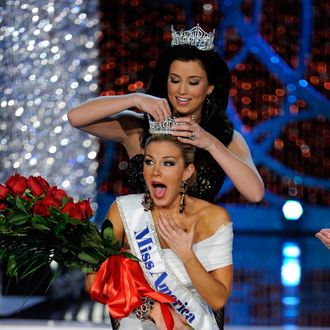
left=134, top=93, right=171, bottom=122
left=150, top=302, right=190, bottom=329
left=85, top=272, right=97, bottom=293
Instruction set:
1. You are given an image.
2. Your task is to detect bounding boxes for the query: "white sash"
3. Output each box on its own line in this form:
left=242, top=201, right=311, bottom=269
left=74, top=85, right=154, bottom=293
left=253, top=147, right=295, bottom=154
left=117, top=194, right=219, bottom=329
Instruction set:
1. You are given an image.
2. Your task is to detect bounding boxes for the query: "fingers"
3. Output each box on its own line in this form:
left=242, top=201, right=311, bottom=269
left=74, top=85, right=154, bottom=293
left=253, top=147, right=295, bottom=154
left=153, top=99, right=171, bottom=122
left=157, top=212, right=183, bottom=243
left=171, top=117, right=199, bottom=141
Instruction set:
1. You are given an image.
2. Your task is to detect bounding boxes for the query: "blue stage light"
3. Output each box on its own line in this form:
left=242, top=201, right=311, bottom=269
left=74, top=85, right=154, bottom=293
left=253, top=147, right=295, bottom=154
left=282, top=200, right=303, bottom=220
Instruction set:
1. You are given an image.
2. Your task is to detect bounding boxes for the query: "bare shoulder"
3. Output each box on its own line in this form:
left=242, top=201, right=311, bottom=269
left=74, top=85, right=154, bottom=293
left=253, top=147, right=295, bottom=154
left=205, top=202, right=231, bottom=227
left=190, top=198, right=231, bottom=235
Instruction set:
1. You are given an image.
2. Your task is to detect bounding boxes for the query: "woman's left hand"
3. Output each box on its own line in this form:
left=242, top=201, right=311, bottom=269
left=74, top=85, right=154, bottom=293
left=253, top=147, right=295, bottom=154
left=171, top=116, right=214, bottom=151
left=157, top=212, right=197, bottom=261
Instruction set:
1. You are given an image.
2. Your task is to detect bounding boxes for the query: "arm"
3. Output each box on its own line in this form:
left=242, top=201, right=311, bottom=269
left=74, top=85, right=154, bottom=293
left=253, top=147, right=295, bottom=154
left=172, top=117, right=264, bottom=202
left=209, top=130, right=264, bottom=203
left=67, top=93, right=171, bottom=141
left=157, top=209, right=233, bottom=310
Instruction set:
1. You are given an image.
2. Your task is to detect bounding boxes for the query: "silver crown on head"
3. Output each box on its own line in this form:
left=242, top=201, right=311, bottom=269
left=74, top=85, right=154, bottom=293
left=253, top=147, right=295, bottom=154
left=148, top=116, right=176, bottom=135
left=171, top=24, right=215, bottom=51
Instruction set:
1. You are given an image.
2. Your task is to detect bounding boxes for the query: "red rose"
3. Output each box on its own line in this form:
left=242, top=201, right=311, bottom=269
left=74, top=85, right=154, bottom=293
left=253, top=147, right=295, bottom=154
left=42, top=194, right=62, bottom=208
left=33, top=199, right=51, bottom=217
left=27, top=176, right=50, bottom=197
left=47, top=187, right=70, bottom=204
left=6, top=174, right=27, bottom=195
left=61, top=201, right=84, bottom=220
left=0, top=203, right=6, bottom=210
left=0, top=184, right=10, bottom=200
left=32, top=193, right=62, bottom=217
left=76, top=200, right=93, bottom=220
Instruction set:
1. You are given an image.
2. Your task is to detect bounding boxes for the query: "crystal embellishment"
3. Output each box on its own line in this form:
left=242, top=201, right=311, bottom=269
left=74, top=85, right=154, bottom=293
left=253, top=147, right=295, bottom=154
left=171, top=24, right=215, bottom=51
left=148, top=116, right=177, bottom=135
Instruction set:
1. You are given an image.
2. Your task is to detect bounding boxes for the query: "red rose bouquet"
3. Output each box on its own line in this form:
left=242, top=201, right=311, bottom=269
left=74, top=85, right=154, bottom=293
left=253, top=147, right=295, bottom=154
left=0, top=173, right=176, bottom=329
left=0, top=173, right=135, bottom=279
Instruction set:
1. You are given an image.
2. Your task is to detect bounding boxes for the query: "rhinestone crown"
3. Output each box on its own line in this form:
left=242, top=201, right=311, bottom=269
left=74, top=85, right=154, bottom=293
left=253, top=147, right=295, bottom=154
left=148, top=116, right=176, bottom=135
left=171, top=24, right=215, bottom=51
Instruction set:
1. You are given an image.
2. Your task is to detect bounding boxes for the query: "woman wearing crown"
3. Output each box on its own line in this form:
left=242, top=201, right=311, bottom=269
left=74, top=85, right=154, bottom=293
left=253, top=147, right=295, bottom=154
left=86, top=132, right=233, bottom=329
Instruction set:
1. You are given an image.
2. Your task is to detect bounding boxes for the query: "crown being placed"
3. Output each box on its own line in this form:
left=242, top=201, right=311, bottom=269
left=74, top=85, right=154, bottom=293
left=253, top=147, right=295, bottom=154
left=171, top=24, right=215, bottom=51
left=149, top=116, right=177, bottom=135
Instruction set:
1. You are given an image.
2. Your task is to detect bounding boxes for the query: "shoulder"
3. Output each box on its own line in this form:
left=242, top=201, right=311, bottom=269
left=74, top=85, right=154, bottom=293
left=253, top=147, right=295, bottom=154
left=205, top=203, right=231, bottom=227
left=191, top=198, right=231, bottom=233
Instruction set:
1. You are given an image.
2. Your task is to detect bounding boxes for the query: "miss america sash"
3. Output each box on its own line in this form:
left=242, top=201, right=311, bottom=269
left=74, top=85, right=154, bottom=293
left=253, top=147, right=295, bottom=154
left=117, top=194, right=219, bottom=329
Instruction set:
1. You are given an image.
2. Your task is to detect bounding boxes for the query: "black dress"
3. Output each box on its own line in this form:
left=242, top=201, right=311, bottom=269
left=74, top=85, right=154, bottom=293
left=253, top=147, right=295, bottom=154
left=126, top=125, right=234, bottom=330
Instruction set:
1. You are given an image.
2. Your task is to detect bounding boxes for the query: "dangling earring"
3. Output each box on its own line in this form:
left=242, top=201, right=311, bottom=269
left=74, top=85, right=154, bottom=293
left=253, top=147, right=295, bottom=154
left=179, top=181, right=188, bottom=213
left=205, top=93, right=211, bottom=119
left=142, top=189, right=153, bottom=211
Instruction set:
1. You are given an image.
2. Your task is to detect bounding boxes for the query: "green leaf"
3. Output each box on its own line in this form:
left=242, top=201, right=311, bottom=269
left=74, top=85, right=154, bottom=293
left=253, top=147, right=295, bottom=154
left=122, top=251, right=140, bottom=262
left=8, top=213, right=30, bottom=225
left=32, top=215, right=50, bottom=231
left=6, top=255, right=18, bottom=277
left=15, top=195, right=27, bottom=213
left=61, top=195, right=69, bottom=207
left=81, top=266, right=96, bottom=273
left=77, top=251, right=99, bottom=265
left=68, top=218, right=81, bottom=225
left=49, top=206, right=61, bottom=218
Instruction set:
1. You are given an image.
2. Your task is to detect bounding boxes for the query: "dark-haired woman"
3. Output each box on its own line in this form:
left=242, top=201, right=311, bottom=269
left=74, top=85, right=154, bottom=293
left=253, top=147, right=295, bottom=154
left=68, top=27, right=264, bottom=203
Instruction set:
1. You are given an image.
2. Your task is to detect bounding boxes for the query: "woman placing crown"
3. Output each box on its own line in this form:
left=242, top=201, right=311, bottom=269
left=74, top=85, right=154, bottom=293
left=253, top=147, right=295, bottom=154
left=86, top=133, right=233, bottom=329
left=68, top=24, right=264, bottom=203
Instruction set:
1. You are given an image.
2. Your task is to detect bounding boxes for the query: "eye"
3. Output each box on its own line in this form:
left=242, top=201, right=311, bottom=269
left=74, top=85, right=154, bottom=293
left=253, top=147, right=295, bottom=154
left=163, top=161, right=175, bottom=166
left=189, top=80, right=200, bottom=85
left=144, top=158, right=153, bottom=166
left=169, top=77, right=180, bottom=84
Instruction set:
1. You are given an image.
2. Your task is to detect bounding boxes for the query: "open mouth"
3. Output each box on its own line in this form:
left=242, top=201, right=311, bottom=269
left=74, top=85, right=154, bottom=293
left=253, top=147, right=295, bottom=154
left=151, top=181, right=167, bottom=199
left=176, top=97, right=191, bottom=105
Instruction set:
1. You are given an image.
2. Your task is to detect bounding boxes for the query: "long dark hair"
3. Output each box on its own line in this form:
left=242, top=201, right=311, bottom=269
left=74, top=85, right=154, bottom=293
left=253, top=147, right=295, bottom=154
left=142, top=45, right=233, bottom=148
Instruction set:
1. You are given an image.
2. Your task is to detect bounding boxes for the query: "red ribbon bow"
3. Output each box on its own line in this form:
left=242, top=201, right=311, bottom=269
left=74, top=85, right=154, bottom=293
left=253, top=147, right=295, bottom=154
left=90, top=255, right=175, bottom=329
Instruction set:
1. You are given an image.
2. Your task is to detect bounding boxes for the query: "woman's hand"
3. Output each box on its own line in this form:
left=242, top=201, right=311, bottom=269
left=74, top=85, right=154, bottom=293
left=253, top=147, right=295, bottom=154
left=85, top=272, right=97, bottom=293
left=157, top=212, right=197, bottom=262
left=134, top=93, right=171, bottom=122
left=315, top=228, right=330, bottom=250
left=150, top=301, right=191, bottom=329
left=171, top=116, right=215, bottom=151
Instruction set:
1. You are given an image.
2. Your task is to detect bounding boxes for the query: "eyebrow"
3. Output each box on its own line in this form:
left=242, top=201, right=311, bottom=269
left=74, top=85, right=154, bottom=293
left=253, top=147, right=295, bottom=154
left=169, top=73, right=202, bottom=79
left=145, top=154, right=178, bottom=160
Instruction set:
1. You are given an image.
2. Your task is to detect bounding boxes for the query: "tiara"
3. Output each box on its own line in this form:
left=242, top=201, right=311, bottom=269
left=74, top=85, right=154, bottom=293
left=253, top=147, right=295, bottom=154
left=171, top=24, right=215, bottom=51
left=148, top=116, right=177, bottom=135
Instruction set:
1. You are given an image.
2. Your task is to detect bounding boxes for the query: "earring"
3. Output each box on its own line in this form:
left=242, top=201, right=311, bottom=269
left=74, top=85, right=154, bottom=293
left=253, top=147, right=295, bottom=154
left=142, top=189, right=153, bottom=211
left=204, top=94, right=211, bottom=119
left=179, top=181, right=188, bottom=213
